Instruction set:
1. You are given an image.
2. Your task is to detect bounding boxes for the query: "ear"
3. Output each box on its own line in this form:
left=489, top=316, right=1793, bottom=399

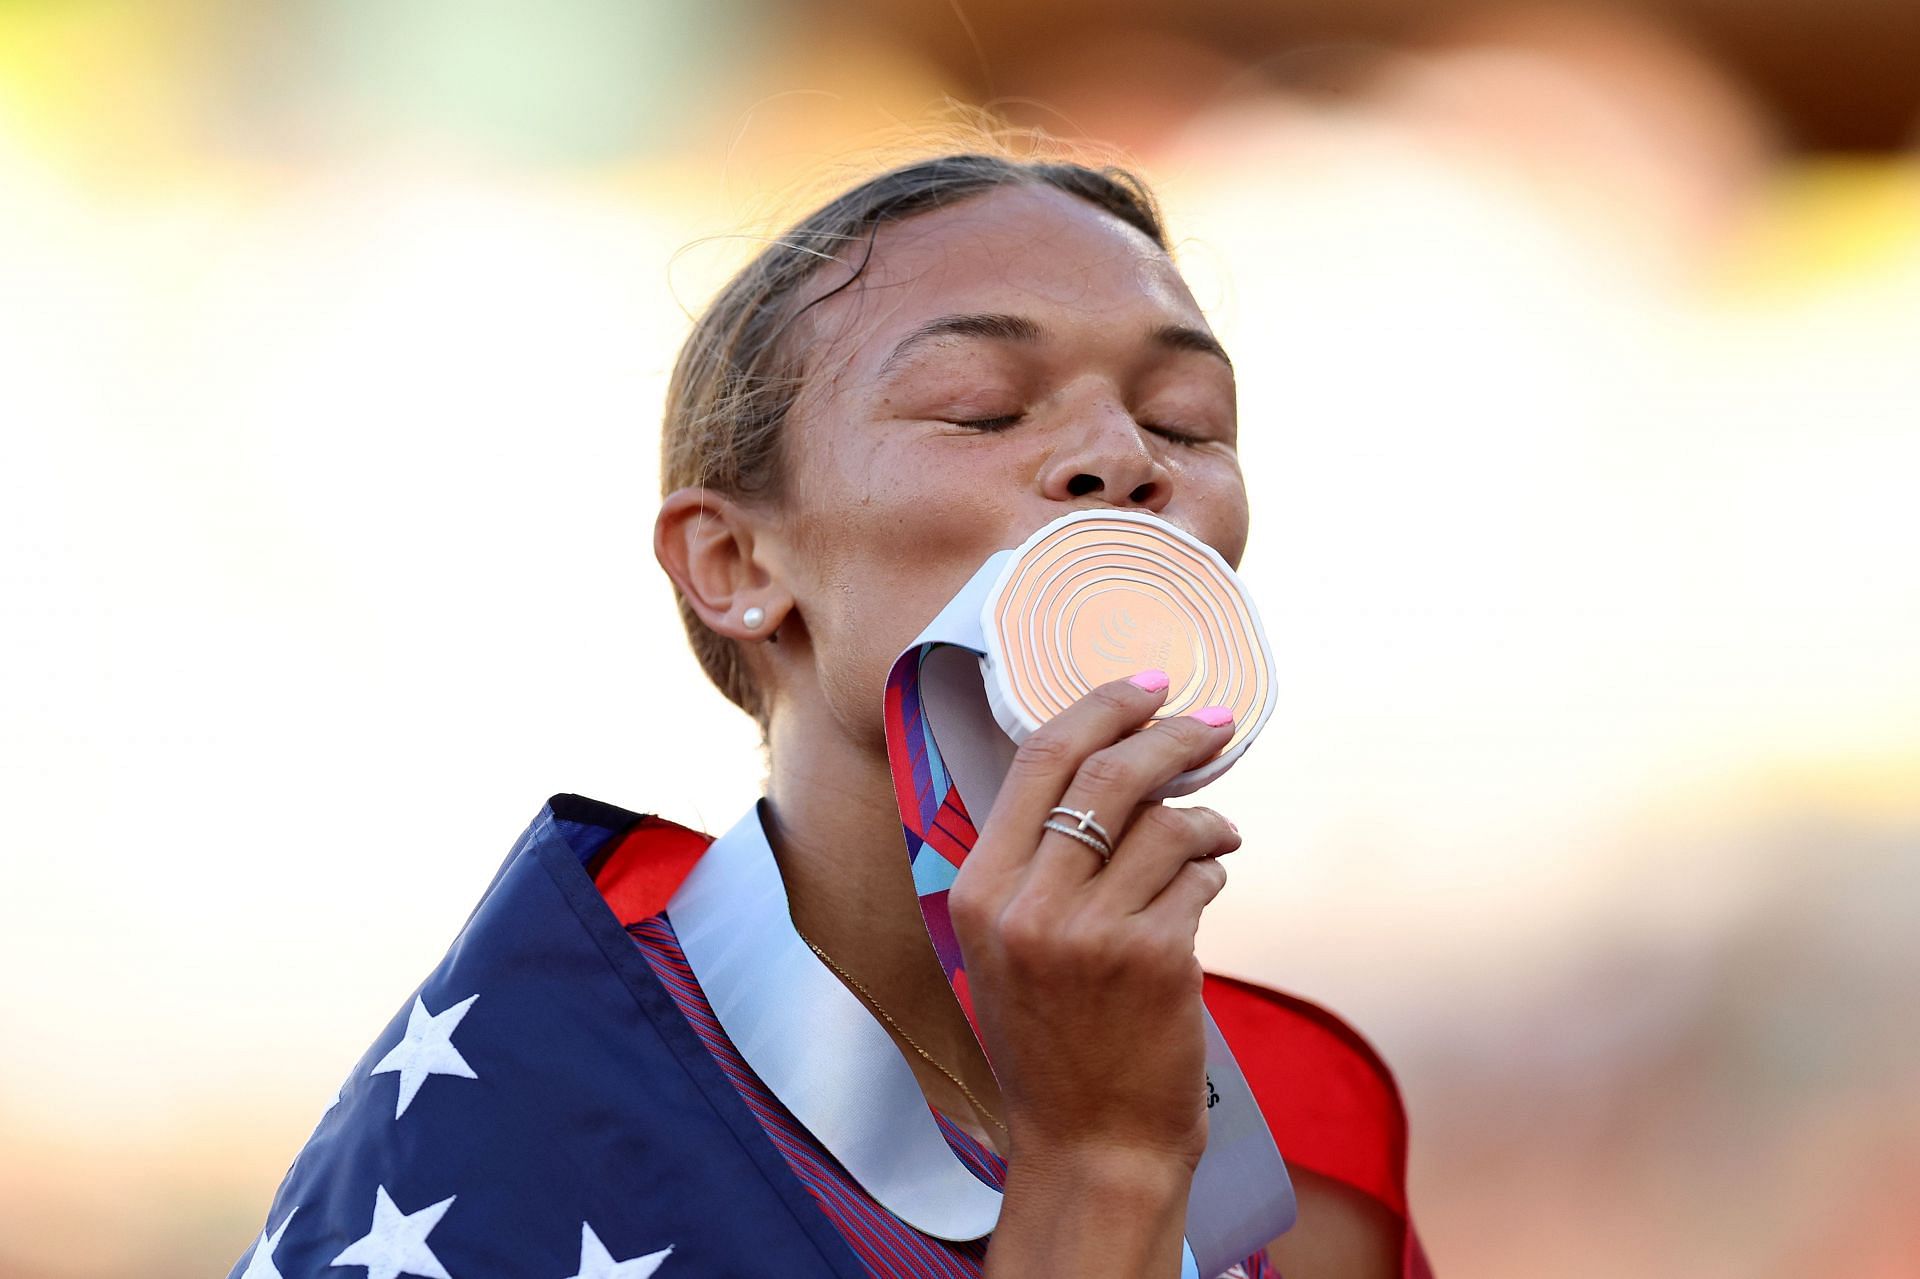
left=654, top=487, right=792, bottom=642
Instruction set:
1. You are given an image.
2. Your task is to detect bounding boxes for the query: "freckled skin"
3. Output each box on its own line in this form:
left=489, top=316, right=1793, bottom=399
left=758, top=183, right=1248, bottom=753
left=661, top=181, right=1400, bottom=1275
left=660, top=179, right=1397, bottom=1275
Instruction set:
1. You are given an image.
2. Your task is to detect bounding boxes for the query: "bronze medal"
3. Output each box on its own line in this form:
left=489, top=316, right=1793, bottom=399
left=981, top=510, right=1274, bottom=792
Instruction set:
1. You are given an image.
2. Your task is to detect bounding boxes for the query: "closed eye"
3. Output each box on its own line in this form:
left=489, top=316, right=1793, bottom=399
left=948, top=414, right=1211, bottom=446
left=1145, top=424, right=1209, bottom=447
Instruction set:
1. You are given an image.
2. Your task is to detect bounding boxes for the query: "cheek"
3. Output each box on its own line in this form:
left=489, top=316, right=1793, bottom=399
left=1216, top=490, right=1251, bottom=566
left=1175, top=458, right=1250, bottom=566
left=794, top=450, right=1028, bottom=731
left=813, top=617, right=893, bottom=742
left=839, top=438, right=1023, bottom=561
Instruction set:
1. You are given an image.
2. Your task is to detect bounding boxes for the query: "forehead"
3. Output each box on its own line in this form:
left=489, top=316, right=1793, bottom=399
left=791, top=183, right=1206, bottom=388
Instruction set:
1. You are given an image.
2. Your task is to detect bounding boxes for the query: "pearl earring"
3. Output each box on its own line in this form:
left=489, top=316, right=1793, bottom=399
left=742, top=606, right=766, bottom=631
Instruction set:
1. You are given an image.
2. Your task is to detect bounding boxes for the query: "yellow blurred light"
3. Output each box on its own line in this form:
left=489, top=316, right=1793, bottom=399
left=0, top=0, right=208, bottom=181
left=1718, top=160, right=1920, bottom=299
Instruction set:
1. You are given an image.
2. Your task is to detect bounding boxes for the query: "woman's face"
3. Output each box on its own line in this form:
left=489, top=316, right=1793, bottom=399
left=763, top=181, right=1248, bottom=745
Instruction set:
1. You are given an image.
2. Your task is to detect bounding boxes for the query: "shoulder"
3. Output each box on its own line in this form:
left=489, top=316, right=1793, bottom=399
left=591, top=812, right=1432, bottom=1264
left=1201, top=972, right=1414, bottom=1223
left=588, top=813, right=715, bottom=921
left=1203, top=973, right=1435, bottom=1275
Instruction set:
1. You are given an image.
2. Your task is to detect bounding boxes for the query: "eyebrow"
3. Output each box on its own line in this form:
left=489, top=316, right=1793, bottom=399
left=1150, top=322, right=1235, bottom=370
left=874, top=311, right=1233, bottom=379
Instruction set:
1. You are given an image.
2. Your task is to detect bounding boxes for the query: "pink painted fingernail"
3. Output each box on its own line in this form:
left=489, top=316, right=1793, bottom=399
left=1192, top=705, right=1234, bottom=727
left=1128, top=669, right=1170, bottom=692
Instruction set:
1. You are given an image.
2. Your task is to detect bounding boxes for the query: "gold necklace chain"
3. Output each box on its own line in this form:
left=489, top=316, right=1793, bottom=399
left=796, top=929, right=1008, bottom=1136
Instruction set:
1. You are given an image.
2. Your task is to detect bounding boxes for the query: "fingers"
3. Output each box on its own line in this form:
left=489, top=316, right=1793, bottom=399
left=1027, top=709, right=1236, bottom=892
left=968, top=672, right=1172, bottom=884
left=1134, top=854, right=1231, bottom=943
left=1085, top=804, right=1240, bottom=915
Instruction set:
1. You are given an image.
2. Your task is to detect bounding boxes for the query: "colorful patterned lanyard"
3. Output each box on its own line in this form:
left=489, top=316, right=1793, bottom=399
left=883, top=647, right=984, bottom=1019
left=877, top=514, right=1296, bottom=1278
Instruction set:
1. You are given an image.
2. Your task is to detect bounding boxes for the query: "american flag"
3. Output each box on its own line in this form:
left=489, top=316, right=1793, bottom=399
left=231, top=793, right=1432, bottom=1278
left=229, top=794, right=873, bottom=1279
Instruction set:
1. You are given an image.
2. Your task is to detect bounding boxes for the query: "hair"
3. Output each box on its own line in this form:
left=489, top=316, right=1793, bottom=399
left=660, top=141, right=1172, bottom=732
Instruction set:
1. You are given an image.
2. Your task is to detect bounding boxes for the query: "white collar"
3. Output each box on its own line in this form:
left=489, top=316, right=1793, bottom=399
left=665, top=798, right=1005, bottom=1241
left=665, top=800, right=1216, bottom=1278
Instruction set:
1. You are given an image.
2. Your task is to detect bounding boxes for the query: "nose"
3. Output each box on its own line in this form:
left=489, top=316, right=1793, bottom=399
left=1038, top=404, right=1174, bottom=513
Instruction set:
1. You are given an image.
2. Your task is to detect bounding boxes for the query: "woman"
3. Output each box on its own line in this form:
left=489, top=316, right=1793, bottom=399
left=230, top=148, right=1429, bottom=1279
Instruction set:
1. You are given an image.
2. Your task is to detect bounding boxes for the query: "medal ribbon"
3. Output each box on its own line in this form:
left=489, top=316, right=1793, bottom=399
left=672, top=537, right=1290, bottom=1274
left=883, top=648, right=984, bottom=1025
left=879, top=552, right=1297, bottom=1277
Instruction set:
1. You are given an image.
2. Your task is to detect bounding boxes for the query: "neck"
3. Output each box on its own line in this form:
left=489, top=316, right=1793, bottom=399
left=761, top=688, right=1005, bottom=1150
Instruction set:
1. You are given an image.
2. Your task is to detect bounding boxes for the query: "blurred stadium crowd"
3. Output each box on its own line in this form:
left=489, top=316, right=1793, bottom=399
left=1, top=2, right=1915, bottom=1276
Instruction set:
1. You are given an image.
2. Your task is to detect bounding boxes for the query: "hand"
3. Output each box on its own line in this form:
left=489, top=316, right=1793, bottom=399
left=948, top=671, right=1241, bottom=1174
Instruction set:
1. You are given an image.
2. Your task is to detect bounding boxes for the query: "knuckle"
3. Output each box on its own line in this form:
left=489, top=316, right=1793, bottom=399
left=1132, top=803, right=1184, bottom=841
left=1129, top=805, right=1209, bottom=856
left=1195, top=805, right=1235, bottom=833
left=1162, top=713, right=1215, bottom=748
left=1071, top=917, right=1129, bottom=974
left=1011, top=729, right=1074, bottom=774
left=946, top=880, right=989, bottom=934
left=1184, top=856, right=1229, bottom=898
left=1209, top=811, right=1244, bottom=853
left=1076, top=748, right=1137, bottom=792
left=1087, top=682, right=1138, bottom=715
left=996, top=900, right=1055, bottom=958
left=1178, top=805, right=1235, bottom=848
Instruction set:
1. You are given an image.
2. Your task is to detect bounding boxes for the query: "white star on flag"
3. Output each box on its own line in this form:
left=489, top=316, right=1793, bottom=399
left=370, top=993, right=479, bottom=1118
left=330, top=1185, right=456, bottom=1279
left=238, top=1207, right=297, bottom=1279
left=563, top=1223, right=672, bottom=1279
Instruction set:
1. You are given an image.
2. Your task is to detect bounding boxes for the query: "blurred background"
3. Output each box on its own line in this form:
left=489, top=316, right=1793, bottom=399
left=2, top=1, right=1916, bottom=1275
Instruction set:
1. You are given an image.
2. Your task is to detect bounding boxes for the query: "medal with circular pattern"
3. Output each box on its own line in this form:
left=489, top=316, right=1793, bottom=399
left=980, top=509, right=1276, bottom=796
